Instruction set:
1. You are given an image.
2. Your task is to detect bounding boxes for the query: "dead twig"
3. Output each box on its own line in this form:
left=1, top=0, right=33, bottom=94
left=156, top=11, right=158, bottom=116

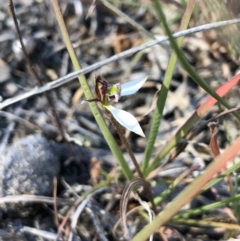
left=21, top=226, right=60, bottom=241
left=53, top=177, right=60, bottom=228
left=8, top=0, right=69, bottom=146
left=120, top=178, right=154, bottom=239
left=1, top=19, right=240, bottom=110
left=0, top=195, right=71, bottom=205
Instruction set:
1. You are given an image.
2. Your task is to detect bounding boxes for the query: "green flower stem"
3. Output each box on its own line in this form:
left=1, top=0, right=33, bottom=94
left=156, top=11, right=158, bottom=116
left=141, top=0, right=196, bottom=175
left=51, top=0, right=133, bottom=180
left=174, top=193, right=240, bottom=219
left=171, top=218, right=240, bottom=230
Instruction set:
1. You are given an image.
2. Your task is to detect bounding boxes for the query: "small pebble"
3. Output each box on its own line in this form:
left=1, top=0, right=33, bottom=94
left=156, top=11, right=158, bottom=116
left=5, top=82, right=18, bottom=96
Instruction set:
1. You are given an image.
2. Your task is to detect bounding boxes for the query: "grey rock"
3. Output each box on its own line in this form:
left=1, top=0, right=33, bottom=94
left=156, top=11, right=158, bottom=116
left=0, top=134, right=61, bottom=197
left=0, top=134, right=61, bottom=218
left=0, top=133, right=115, bottom=219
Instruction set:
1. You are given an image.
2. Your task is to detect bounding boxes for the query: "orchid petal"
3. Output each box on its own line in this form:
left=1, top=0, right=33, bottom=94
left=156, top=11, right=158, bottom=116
left=121, top=77, right=148, bottom=97
left=105, top=105, right=145, bottom=137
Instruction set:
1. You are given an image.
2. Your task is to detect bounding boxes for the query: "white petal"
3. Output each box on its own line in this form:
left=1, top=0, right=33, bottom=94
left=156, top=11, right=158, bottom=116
left=105, top=105, right=145, bottom=137
left=121, top=77, right=148, bottom=97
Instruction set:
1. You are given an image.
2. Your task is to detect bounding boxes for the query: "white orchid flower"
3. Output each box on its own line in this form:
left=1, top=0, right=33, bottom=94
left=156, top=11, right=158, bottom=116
left=85, top=76, right=147, bottom=137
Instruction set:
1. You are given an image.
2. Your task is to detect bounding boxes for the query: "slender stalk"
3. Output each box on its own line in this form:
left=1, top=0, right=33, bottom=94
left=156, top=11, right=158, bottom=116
left=107, top=111, right=157, bottom=212
left=108, top=112, right=143, bottom=178
left=51, top=0, right=133, bottom=180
